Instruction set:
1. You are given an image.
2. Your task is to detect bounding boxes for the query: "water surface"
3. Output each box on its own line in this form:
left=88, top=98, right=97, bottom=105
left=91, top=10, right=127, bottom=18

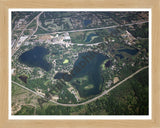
left=55, top=51, right=108, bottom=98
left=84, top=20, right=92, bottom=26
left=19, top=46, right=52, bottom=71
left=18, top=75, right=28, bottom=83
left=85, top=33, right=97, bottom=42
left=118, top=48, right=138, bottom=55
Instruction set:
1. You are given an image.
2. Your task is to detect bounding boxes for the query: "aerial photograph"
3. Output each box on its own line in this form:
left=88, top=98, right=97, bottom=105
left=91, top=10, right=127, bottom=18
left=11, top=10, right=149, bottom=116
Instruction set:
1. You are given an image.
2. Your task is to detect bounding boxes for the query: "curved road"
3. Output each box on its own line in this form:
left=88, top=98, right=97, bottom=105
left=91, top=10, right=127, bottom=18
left=12, top=12, right=43, bottom=56
left=12, top=66, right=148, bottom=107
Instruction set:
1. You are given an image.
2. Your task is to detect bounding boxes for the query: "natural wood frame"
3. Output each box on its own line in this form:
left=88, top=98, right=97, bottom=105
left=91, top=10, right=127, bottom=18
left=0, top=0, right=160, bottom=128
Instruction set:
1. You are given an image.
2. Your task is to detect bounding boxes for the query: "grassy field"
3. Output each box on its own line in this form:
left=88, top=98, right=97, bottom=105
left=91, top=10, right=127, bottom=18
left=12, top=83, right=39, bottom=115
left=63, top=59, right=69, bottom=64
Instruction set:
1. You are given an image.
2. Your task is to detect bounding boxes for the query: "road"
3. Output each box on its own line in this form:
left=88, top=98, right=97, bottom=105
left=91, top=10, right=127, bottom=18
left=51, top=40, right=106, bottom=47
left=12, top=20, right=148, bottom=56
left=12, top=12, right=43, bottom=56
left=12, top=66, right=148, bottom=107
left=35, top=21, right=148, bottom=35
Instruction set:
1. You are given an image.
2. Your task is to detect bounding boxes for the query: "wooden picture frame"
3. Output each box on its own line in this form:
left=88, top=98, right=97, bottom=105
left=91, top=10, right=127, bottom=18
left=0, top=0, right=160, bottom=127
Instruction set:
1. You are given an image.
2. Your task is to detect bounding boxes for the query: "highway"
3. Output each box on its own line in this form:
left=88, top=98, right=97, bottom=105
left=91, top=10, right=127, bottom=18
left=12, top=19, right=148, bottom=56
left=12, top=66, right=148, bottom=107
left=11, top=14, right=149, bottom=107
left=35, top=21, right=148, bottom=35
left=12, top=12, right=43, bottom=56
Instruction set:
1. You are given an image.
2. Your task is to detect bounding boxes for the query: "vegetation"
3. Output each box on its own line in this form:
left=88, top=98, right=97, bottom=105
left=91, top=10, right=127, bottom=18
left=126, top=23, right=149, bottom=38
left=63, top=59, right=69, bottom=64
left=27, top=19, right=37, bottom=29
left=12, top=11, right=149, bottom=115
left=15, top=68, right=148, bottom=115
left=35, top=26, right=50, bottom=34
left=15, top=105, right=35, bottom=115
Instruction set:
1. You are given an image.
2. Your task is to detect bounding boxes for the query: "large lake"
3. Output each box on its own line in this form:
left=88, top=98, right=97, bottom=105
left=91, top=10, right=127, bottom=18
left=18, top=46, right=52, bottom=71
left=54, top=51, right=108, bottom=98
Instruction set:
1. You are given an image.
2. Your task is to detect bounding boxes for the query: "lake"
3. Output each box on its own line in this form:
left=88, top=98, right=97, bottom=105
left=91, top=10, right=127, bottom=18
left=18, top=46, right=52, bottom=71
left=118, top=48, right=138, bottom=55
left=84, top=20, right=92, bottom=26
left=115, top=54, right=124, bottom=59
left=105, top=60, right=112, bottom=68
left=85, top=33, right=97, bottom=42
left=19, top=75, right=28, bottom=83
left=54, top=51, right=108, bottom=98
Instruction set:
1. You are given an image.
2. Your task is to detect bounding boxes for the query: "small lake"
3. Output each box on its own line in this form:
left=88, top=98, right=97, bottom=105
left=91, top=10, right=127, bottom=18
left=84, top=20, right=92, bottom=26
left=85, top=33, right=97, bottom=42
left=54, top=51, right=108, bottom=98
left=54, top=72, right=68, bottom=79
left=19, top=75, right=28, bottom=83
left=105, top=60, right=112, bottom=68
left=115, top=54, right=124, bottom=59
left=18, top=46, right=52, bottom=71
left=118, top=48, right=138, bottom=55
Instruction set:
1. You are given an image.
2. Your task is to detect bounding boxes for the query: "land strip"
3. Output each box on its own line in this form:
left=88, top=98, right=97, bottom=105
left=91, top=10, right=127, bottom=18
left=12, top=66, right=148, bottom=107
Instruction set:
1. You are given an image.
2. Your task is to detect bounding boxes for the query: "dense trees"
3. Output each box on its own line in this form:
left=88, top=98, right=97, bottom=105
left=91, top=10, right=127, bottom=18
left=15, top=68, right=148, bottom=115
